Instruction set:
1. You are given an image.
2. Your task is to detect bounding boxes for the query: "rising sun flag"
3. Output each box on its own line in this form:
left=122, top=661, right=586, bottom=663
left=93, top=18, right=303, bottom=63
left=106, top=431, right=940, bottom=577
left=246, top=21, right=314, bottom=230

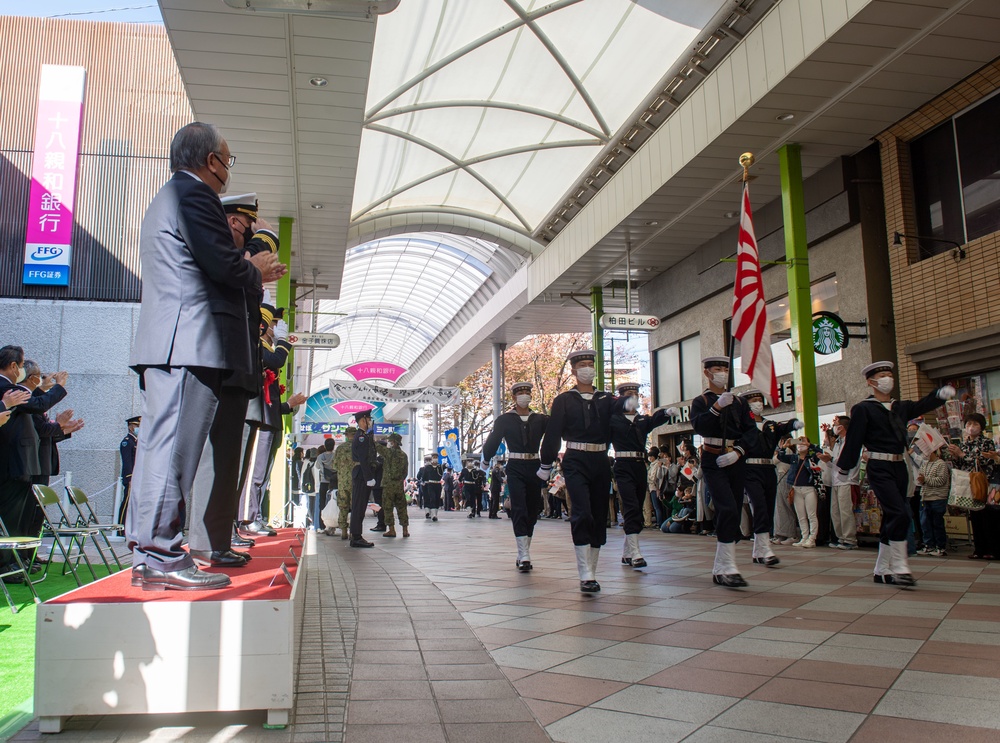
left=731, top=181, right=778, bottom=407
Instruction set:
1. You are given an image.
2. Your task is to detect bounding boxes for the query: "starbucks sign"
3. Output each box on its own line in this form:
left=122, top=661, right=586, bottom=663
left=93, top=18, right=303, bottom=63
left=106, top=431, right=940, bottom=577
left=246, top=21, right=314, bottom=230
left=812, top=311, right=849, bottom=355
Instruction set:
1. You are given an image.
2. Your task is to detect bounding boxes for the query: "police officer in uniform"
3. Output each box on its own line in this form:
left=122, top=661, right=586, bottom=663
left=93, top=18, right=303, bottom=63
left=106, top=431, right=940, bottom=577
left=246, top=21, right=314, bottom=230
left=611, top=382, right=677, bottom=569
left=739, top=389, right=803, bottom=567
left=691, top=357, right=760, bottom=588
left=350, top=409, right=378, bottom=548
left=118, top=416, right=140, bottom=525
left=836, top=361, right=955, bottom=587
left=482, top=381, right=551, bottom=570
left=418, top=456, right=443, bottom=521
left=539, top=350, right=614, bottom=593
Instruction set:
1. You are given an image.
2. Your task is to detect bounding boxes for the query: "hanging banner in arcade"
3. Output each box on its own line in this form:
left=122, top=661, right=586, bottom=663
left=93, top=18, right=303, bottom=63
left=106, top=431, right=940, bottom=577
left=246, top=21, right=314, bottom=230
left=344, top=362, right=408, bottom=384
left=328, top=380, right=460, bottom=406
left=23, top=65, right=86, bottom=287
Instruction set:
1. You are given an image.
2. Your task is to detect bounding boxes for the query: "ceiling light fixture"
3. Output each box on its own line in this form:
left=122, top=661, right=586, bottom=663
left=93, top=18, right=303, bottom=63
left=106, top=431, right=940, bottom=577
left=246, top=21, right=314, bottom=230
left=311, top=203, right=324, bottom=209
left=645, top=220, right=659, bottom=226
left=309, top=77, right=329, bottom=87
left=724, top=211, right=737, bottom=219
left=776, top=112, right=795, bottom=121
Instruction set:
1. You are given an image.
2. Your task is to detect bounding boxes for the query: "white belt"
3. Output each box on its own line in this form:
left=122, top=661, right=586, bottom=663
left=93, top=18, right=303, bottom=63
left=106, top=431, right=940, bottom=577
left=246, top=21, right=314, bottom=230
left=703, top=438, right=736, bottom=447
left=506, top=452, right=538, bottom=460
left=614, top=451, right=644, bottom=459
left=566, top=441, right=608, bottom=452
left=746, top=458, right=774, bottom=465
left=868, top=452, right=903, bottom=462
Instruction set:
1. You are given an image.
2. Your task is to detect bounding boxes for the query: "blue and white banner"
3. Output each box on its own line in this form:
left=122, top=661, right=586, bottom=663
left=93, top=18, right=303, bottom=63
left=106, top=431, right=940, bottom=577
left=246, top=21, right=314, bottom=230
left=443, top=427, right=462, bottom=470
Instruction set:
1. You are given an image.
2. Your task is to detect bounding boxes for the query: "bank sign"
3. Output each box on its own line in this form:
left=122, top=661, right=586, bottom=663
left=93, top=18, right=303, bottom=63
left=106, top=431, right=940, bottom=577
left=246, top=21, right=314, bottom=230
left=23, top=65, right=86, bottom=287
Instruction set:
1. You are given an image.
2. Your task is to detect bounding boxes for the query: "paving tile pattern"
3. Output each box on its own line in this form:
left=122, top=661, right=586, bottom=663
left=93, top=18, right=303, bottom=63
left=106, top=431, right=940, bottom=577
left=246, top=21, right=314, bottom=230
left=9, top=510, right=1000, bottom=742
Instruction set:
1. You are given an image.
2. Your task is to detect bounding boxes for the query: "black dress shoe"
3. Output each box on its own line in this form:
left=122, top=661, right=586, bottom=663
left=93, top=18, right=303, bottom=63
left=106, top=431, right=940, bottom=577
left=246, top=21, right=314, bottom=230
left=631, top=558, right=648, bottom=568
left=230, top=548, right=252, bottom=562
left=713, top=573, right=748, bottom=588
left=580, top=580, right=601, bottom=593
left=753, top=556, right=780, bottom=567
left=350, top=538, right=374, bottom=548
left=231, top=532, right=255, bottom=548
left=243, top=520, right=277, bottom=537
left=873, top=574, right=896, bottom=584
left=142, top=565, right=232, bottom=592
left=190, top=549, right=249, bottom=567
left=516, top=560, right=533, bottom=572
left=131, top=564, right=146, bottom=587
left=370, top=525, right=386, bottom=532
left=892, top=573, right=917, bottom=587
left=621, top=557, right=632, bottom=566
left=425, top=513, right=431, bottom=519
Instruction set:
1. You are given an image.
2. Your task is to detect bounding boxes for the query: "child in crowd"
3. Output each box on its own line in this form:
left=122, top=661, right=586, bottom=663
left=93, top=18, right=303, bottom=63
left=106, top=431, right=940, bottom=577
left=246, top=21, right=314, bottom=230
left=916, top=444, right=950, bottom=556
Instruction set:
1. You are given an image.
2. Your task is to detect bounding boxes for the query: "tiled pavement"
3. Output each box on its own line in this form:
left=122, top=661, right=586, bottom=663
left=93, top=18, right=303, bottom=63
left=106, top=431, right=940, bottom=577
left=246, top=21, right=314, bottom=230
left=9, top=510, right=1000, bottom=742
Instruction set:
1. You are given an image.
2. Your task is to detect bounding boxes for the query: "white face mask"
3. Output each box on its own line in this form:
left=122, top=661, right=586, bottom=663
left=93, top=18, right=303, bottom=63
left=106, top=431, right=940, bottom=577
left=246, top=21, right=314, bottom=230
left=796, top=444, right=808, bottom=452
left=515, top=394, right=531, bottom=408
left=15, top=366, right=26, bottom=383
left=874, top=376, right=894, bottom=394
left=749, top=401, right=764, bottom=416
left=575, top=366, right=596, bottom=385
left=711, top=371, right=728, bottom=388
left=624, top=395, right=639, bottom=413
left=966, top=424, right=981, bottom=438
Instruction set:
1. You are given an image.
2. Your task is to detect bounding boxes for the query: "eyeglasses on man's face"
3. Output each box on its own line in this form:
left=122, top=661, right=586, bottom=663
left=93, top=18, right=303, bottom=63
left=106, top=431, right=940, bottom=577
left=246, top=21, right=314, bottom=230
left=213, top=152, right=236, bottom=169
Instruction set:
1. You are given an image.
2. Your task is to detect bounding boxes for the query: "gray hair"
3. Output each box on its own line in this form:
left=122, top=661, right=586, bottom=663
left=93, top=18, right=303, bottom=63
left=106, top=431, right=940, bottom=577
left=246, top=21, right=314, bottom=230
left=22, top=359, right=41, bottom=379
left=169, top=122, right=223, bottom=173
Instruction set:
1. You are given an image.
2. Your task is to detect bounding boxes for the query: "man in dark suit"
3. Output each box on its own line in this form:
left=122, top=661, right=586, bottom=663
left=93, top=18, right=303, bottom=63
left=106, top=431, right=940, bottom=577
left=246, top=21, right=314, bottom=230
left=0, top=347, right=68, bottom=568
left=126, top=122, right=285, bottom=592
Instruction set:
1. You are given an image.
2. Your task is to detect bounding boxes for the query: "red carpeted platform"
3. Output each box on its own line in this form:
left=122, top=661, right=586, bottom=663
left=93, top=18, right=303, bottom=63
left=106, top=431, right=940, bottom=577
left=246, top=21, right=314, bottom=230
left=46, top=528, right=305, bottom=604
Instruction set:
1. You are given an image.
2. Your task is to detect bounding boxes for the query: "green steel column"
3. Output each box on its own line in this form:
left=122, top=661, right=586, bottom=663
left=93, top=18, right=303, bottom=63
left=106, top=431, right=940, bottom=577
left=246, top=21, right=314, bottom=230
left=591, top=286, right=605, bottom=390
left=779, top=144, right=818, bottom=442
left=269, top=216, right=295, bottom=526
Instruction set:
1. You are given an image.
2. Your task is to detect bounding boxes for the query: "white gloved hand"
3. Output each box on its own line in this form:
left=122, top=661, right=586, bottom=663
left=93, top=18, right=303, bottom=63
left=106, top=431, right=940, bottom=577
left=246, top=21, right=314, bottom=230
left=273, top=319, right=288, bottom=342
left=837, top=468, right=850, bottom=477
left=366, top=479, right=376, bottom=487
left=716, top=451, right=739, bottom=467
left=623, top=396, right=638, bottom=413
left=716, top=392, right=734, bottom=408
left=938, top=385, right=956, bottom=401
left=665, top=407, right=680, bottom=418
left=536, top=466, right=551, bottom=481
left=479, top=459, right=491, bottom=473
left=792, top=419, right=805, bottom=431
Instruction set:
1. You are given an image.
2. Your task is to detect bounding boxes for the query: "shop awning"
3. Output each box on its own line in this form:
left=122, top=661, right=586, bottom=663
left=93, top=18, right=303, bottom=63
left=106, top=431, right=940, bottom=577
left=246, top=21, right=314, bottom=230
left=907, top=323, right=1000, bottom=381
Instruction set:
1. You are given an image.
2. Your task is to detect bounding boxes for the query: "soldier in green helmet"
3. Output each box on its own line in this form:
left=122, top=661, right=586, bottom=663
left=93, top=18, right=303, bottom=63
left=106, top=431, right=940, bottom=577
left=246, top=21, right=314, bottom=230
left=333, top=427, right=357, bottom=539
left=381, top=432, right=409, bottom=538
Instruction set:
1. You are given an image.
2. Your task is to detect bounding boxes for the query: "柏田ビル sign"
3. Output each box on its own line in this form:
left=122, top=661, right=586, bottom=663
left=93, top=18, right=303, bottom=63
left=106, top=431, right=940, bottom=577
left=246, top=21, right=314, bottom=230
left=598, top=314, right=660, bottom=331
left=23, top=65, right=86, bottom=287
left=287, top=332, right=340, bottom=348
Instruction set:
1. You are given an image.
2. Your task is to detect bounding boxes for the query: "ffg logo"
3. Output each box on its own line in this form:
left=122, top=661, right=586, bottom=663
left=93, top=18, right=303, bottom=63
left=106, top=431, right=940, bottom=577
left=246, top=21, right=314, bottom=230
left=31, top=246, right=64, bottom=261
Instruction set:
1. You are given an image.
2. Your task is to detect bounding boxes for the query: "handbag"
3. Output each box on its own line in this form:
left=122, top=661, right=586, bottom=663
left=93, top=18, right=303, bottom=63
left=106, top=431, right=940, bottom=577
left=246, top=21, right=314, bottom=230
left=970, top=460, right=989, bottom=504
left=949, top=467, right=984, bottom=510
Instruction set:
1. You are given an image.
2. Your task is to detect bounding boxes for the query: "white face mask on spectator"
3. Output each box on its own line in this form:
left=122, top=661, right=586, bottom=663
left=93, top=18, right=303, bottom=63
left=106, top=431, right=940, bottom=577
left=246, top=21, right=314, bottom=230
left=796, top=444, right=808, bottom=452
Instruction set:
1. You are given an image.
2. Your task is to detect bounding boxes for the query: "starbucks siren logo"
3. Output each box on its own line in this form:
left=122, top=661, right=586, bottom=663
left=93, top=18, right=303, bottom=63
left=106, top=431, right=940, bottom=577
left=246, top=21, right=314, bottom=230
left=812, top=312, right=849, bottom=355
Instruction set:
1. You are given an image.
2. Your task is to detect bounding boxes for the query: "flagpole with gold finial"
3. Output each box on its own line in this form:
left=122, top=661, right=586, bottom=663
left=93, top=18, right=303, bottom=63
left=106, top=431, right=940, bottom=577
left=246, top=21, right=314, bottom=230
left=728, top=152, right=755, bottom=389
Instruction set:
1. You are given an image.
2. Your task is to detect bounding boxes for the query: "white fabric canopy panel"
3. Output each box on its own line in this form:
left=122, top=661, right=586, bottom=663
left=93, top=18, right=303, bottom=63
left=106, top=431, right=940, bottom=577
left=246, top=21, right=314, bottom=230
left=310, top=232, right=500, bottom=385
left=353, top=0, right=730, bottom=232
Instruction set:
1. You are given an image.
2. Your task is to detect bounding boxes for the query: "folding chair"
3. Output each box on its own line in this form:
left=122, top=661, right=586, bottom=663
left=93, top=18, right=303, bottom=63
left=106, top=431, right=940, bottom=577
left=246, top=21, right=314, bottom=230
left=0, top=515, right=41, bottom=614
left=65, top=486, right=124, bottom=572
left=31, top=485, right=100, bottom=587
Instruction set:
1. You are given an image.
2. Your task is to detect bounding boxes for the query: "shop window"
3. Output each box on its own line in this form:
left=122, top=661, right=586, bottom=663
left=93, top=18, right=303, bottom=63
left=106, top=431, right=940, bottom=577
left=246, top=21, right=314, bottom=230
left=653, top=334, right=700, bottom=405
left=729, top=275, right=841, bottom=387
left=910, top=90, right=1000, bottom=260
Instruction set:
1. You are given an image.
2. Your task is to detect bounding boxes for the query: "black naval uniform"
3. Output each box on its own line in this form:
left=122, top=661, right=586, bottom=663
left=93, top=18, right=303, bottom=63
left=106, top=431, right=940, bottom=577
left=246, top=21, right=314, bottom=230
left=418, top=462, right=443, bottom=510
left=483, top=410, right=549, bottom=536
left=690, top=390, right=759, bottom=544
left=837, top=390, right=944, bottom=543
left=610, top=400, right=671, bottom=536
left=372, top=454, right=386, bottom=530
left=460, top=465, right=482, bottom=516
left=119, top=430, right=138, bottom=525
left=541, top=389, right=614, bottom=547
left=743, top=417, right=800, bottom=535
left=351, top=426, right=378, bottom=539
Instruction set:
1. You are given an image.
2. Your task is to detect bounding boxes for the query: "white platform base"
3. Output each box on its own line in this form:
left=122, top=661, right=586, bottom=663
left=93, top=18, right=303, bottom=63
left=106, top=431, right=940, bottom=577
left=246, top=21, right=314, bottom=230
left=34, top=534, right=310, bottom=734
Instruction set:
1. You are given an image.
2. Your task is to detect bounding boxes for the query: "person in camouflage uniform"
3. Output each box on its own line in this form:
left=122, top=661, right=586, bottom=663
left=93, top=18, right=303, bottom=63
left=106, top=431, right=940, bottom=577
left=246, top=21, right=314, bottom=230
left=381, top=432, right=409, bottom=538
left=333, top=427, right=357, bottom=540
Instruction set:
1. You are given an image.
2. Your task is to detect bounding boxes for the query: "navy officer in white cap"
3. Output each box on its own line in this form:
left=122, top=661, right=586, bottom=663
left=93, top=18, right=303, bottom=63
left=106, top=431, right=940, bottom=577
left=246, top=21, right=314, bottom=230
left=481, top=381, right=550, bottom=572
left=740, top=389, right=803, bottom=567
left=690, top=356, right=759, bottom=587
left=610, top=381, right=677, bottom=569
left=836, top=361, right=954, bottom=587
left=539, top=349, right=614, bottom=593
